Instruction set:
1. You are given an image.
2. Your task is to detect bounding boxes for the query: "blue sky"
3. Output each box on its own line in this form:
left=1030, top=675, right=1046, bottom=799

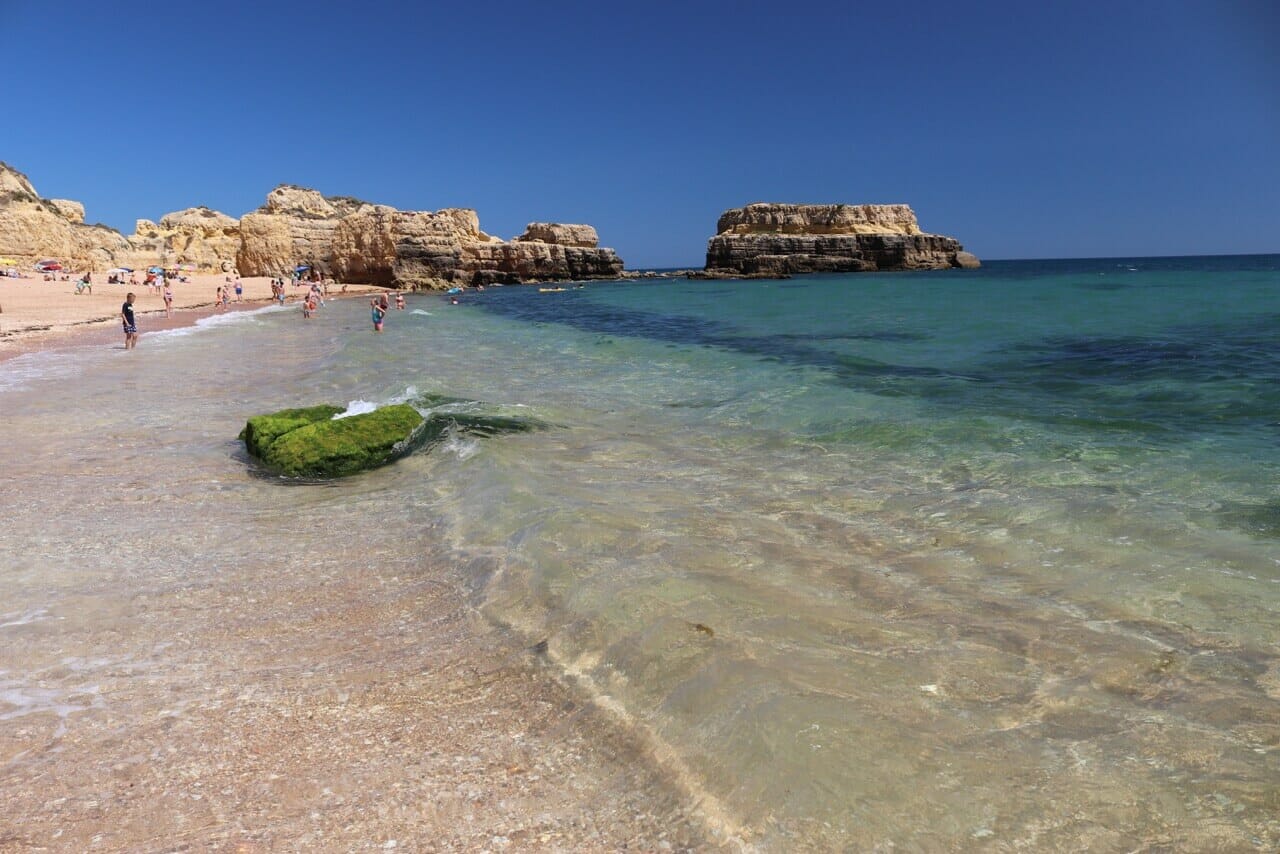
left=3, top=0, right=1276, bottom=266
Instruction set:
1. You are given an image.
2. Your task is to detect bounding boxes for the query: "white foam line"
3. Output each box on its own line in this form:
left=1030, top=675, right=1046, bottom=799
left=0, top=607, right=51, bottom=629
left=148, top=302, right=292, bottom=341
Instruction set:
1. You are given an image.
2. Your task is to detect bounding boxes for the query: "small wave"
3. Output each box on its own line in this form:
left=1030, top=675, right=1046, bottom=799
left=333, top=385, right=422, bottom=419
left=149, top=303, right=292, bottom=341
left=333, top=399, right=379, bottom=419
left=0, top=607, right=51, bottom=629
left=442, top=429, right=481, bottom=460
left=411, top=309, right=433, bottom=316
left=0, top=348, right=88, bottom=394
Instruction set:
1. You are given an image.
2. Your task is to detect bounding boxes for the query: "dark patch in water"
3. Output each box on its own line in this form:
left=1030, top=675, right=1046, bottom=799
left=1213, top=501, right=1280, bottom=539
left=775, top=331, right=929, bottom=343
left=477, top=289, right=958, bottom=385
left=476, top=286, right=1280, bottom=444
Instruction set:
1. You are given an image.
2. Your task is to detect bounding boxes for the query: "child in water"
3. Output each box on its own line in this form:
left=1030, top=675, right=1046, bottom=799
left=395, top=292, right=405, bottom=310
left=371, top=297, right=386, bottom=332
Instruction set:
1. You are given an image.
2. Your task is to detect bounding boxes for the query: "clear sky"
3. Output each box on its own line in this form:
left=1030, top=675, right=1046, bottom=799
left=3, top=0, right=1277, bottom=267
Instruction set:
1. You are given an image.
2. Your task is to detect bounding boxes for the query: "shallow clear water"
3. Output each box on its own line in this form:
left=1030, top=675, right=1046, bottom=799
left=3, top=256, right=1279, bottom=848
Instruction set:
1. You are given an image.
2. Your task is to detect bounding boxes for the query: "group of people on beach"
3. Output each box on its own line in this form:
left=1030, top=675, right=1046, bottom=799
left=214, top=278, right=244, bottom=311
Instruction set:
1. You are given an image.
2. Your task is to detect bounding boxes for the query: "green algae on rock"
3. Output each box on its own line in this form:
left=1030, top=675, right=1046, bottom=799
left=239, top=404, right=345, bottom=459
left=244, top=404, right=423, bottom=478
left=240, top=400, right=548, bottom=479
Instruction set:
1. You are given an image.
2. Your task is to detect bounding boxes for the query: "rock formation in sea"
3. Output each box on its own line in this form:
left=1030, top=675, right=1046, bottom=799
left=0, top=162, right=623, bottom=286
left=704, top=203, right=980, bottom=275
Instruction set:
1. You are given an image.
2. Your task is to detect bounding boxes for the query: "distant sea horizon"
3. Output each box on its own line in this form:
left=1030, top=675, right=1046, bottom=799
left=632, top=250, right=1279, bottom=272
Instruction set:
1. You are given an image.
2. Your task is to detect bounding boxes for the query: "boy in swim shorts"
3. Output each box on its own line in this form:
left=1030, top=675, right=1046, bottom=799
left=121, top=292, right=138, bottom=350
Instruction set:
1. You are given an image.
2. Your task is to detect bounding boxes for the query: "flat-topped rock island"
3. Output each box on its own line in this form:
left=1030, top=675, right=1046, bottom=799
left=705, top=202, right=980, bottom=275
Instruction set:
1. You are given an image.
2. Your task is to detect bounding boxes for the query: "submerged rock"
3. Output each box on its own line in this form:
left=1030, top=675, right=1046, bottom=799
left=240, top=400, right=547, bottom=478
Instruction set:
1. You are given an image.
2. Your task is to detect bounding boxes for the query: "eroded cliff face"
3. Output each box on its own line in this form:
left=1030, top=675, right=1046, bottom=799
left=235, top=185, right=368, bottom=277
left=0, top=162, right=130, bottom=267
left=0, top=163, right=624, bottom=283
left=706, top=203, right=979, bottom=274
left=328, top=208, right=623, bottom=288
left=124, top=207, right=241, bottom=271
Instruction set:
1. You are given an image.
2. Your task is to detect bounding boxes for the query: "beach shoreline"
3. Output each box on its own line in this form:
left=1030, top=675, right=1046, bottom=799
left=0, top=283, right=720, bottom=852
left=0, top=273, right=389, bottom=361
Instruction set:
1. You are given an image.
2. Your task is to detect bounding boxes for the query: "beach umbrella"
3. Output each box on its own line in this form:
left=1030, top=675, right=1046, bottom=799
left=37, top=260, right=62, bottom=271
left=106, top=267, right=132, bottom=275
left=294, top=265, right=310, bottom=272
left=147, top=266, right=164, bottom=274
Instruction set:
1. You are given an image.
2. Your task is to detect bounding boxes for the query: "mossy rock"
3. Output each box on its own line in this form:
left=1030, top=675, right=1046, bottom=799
left=241, top=399, right=548, bottom=479
left=239, top=404, right=345, bottom=459
left=245, top=404, right=423, bottom=478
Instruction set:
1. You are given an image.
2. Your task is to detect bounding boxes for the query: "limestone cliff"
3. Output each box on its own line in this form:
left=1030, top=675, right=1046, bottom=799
left=236, top=185, right=367, bottom=277
left=124, top=207, right=241, bottom=271
left=329, top=208, right=623, bottom=288
left=705, top=203, right=979, bottom=274
left=0, top=162, right=624, bottom=283
left=0, top=162, right=129, bottom=267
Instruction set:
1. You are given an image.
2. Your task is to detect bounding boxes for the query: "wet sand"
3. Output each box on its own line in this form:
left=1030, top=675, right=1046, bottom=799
left=0, top=291, right=719, bottom=852
left=0, top=553, right=710, bottom=851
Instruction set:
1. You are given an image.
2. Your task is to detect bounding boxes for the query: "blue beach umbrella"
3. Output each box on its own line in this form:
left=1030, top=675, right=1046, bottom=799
left=147, top=266, right=164, bottom=274
left=294, top=265, right=310, bottom=272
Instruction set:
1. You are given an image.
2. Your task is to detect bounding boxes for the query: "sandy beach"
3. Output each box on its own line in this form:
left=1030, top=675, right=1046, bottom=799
left=0, top=272, right=393, bottom=357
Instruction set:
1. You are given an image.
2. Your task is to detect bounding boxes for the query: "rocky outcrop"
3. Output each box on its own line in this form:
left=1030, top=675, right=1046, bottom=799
left=330, top=206, right=623, bottom=288
left=124, top=207, right=240, bottom=271
left=705, top=203, right=978, bottom=274
left=240, top=399, right=546, bottom=478
left=0, top=162, right=130, bottom=268
left=241, top=404, right=425, bottom=478
left=47, top=199, right=85, bottom=224
left=515, top=223, right=600, bottom=248
left=236, top=185, right=367, bottom=277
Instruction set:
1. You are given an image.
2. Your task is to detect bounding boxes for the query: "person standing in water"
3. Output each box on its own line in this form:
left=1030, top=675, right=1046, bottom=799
left=121, top=292, right=138, bottom=350
left=371, top=297, right=386, bottom=332
left=162, top=281, right=173, bottom=317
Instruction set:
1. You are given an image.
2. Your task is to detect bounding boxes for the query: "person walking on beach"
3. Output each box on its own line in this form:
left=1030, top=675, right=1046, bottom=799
left=121, top=292, right=138, bottom=350
left=163, top=282, right=173, bottom=317
left=234, top=278, right=243, bottom=302
left=215, top=286, right=226, bottom=311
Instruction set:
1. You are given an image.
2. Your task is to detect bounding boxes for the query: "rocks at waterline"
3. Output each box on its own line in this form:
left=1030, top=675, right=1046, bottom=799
left=240, top=401, right=546, bottom=478
left=704, top=203, right=980, bottom=275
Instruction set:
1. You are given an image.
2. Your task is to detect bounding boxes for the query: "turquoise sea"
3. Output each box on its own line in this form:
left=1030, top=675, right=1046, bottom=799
left=2, top=255, right=1278, bottom=848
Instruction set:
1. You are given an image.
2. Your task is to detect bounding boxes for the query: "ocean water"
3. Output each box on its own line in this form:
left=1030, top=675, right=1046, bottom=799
left=2, top=256, right=1279, bottom=848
